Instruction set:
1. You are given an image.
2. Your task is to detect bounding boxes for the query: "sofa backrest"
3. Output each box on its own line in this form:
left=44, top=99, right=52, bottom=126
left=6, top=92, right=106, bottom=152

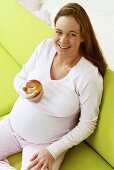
left=0, top=0, right=53, bottom=67
left=86, top=68, right=114, bottom=168
left=0, top=0, right=53, bottom=117
left=0, top=44, right=21, bottom=117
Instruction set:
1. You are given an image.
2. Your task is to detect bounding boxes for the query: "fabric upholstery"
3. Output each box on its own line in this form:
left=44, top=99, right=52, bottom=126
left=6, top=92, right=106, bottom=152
left=86, top=68, right=114, bottom=168
left=0, top=45, right=20, bottom=116
left=0, top=0, right=53, bottom=66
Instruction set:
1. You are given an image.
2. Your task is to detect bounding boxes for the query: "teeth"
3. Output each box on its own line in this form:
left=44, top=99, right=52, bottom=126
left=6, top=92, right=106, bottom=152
left=59, top=45, right=69, bottom=49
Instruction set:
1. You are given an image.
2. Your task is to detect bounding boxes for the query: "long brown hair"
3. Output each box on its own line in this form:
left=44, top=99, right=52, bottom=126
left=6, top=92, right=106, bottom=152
left=54, top=3, right=107, bottom=78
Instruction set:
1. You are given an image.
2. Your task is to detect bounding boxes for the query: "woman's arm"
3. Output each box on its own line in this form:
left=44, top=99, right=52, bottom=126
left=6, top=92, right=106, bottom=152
left=47, top=71, right=103, bottom=159
left=14, top=40, right=45, bottom=97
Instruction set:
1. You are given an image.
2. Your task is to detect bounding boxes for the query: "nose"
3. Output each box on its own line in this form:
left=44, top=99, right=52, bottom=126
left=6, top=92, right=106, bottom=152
left=59, top=35, right=68, bottom=43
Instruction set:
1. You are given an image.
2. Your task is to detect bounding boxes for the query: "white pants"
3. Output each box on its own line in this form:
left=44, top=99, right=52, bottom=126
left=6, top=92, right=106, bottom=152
left=0, top=116, right=65, bottom=170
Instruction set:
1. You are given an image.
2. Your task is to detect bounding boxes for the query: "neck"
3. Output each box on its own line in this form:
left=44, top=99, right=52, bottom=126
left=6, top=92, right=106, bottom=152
left=55, top=53, right=81, bottom=68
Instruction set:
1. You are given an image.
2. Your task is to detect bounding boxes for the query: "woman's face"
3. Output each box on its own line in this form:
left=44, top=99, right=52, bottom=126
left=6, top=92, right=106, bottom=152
left=54, top=16, right=84, bottom=58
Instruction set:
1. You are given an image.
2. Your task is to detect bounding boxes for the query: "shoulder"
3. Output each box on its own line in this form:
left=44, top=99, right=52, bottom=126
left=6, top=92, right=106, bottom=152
left=73, top=57, right=103, bottom=92
left=33, top=39, right=55, bottom=58
left=74, top=57, right=102, bottom=79
left=37, top=39, right=54, bottom=51
left=78, top=57, right=98, bottom=74
left=81, top=57, right=103, bottom=83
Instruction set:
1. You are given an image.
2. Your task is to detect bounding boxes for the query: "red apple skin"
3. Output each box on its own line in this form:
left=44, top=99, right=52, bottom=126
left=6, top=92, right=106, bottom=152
left=26, top=80, right=42, bottom=94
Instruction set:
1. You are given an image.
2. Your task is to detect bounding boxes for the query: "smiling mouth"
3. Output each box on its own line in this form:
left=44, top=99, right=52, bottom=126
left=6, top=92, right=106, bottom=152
left=58, top=44, right=70, bottom=49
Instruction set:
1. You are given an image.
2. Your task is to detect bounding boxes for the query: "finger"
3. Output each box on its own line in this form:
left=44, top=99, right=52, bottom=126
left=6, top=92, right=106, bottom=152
left=28, top=96, right=41, bottom=103
left=26, top=91, right=39, bottom=99
left=41, top=163, right=47, bottom=170
left=47, top=162, right=52, bottom=170
left=28, top=92, right=44, bottom=103
left=26, top=159, right=38, bottom=170
left=34, top=90, right=44, bottom=98
left=27, top=155, right=40, bottom=170
left=30, top=153, right=38, bottom=161
left=27, top=90, right=43, bottom=100
left=34, top=160, right=43, bottom=170
left=39, top=90, right=44, bottom=95
left=48, top=162, right=52, bottom=170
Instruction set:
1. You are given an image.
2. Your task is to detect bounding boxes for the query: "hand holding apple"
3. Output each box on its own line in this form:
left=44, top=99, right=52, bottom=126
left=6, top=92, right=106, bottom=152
left=24, top=80, right=43, bottom=94
left=23, top=80, right=43, bottom=103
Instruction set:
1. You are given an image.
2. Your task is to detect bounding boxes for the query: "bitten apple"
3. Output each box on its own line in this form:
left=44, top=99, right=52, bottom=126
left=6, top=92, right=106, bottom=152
left=25, top=80, right=43, bottom=94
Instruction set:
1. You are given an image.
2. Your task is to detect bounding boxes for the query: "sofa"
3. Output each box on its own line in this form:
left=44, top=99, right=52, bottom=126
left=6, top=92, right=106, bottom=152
left=0, top=0, right=114, bottom=170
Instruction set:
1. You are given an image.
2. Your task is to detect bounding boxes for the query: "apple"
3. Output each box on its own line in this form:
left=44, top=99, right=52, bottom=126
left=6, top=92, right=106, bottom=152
left=25, top=80, right=43, bottom=94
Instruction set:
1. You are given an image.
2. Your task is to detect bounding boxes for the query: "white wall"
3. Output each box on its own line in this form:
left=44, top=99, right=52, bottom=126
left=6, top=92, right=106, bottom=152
left=41, top=0, right=114, bottom=70
left=84, top=0, right=114, bottom=71
left=17, top=0, right=114, bottom=70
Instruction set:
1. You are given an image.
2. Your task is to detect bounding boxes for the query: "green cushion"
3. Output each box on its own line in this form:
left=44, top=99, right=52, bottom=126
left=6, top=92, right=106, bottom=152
left=0, top=45, right=21, bottom=116
left=60, top=142, right=113, bottom=170
left=8, top=142, right=113, bottom=170
left=0, top=114, right=6, bottom=121
left=86, top=68, right=114, bottom=168
left=0, top=0, right=54, bottom=66
left=8, top=153, right=22, bottom=170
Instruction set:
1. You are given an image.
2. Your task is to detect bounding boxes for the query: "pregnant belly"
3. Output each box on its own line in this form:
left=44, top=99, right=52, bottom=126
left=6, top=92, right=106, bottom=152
left=9, top=97, right=77, bottom=144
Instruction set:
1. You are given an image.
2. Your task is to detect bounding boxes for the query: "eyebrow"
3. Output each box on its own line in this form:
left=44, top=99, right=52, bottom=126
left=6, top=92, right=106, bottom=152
left=55, top=28, right=78, bottom=34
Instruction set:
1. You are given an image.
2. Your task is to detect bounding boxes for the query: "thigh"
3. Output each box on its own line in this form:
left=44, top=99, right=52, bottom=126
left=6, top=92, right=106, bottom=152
left=21, top=144, right=66, bottom=170
left=0, top=116, right=22, bottom=160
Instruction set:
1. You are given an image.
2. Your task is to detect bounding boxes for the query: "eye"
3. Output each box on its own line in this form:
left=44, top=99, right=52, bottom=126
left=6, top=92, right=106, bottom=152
left=67, top=32, right=78, bottom=38
left=55, top=30, right=62, bottom=35
left=71, top=33, right=76, bottom=37
left=69, top=33, right=77, bottom=37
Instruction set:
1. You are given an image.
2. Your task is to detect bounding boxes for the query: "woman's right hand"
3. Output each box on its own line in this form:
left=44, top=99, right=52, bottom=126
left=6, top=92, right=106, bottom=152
left=22, top=87, right=44, bottom=103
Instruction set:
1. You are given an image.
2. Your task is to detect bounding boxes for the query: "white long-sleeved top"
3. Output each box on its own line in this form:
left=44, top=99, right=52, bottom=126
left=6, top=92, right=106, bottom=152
left=9, top=39, right=103, bottom=159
